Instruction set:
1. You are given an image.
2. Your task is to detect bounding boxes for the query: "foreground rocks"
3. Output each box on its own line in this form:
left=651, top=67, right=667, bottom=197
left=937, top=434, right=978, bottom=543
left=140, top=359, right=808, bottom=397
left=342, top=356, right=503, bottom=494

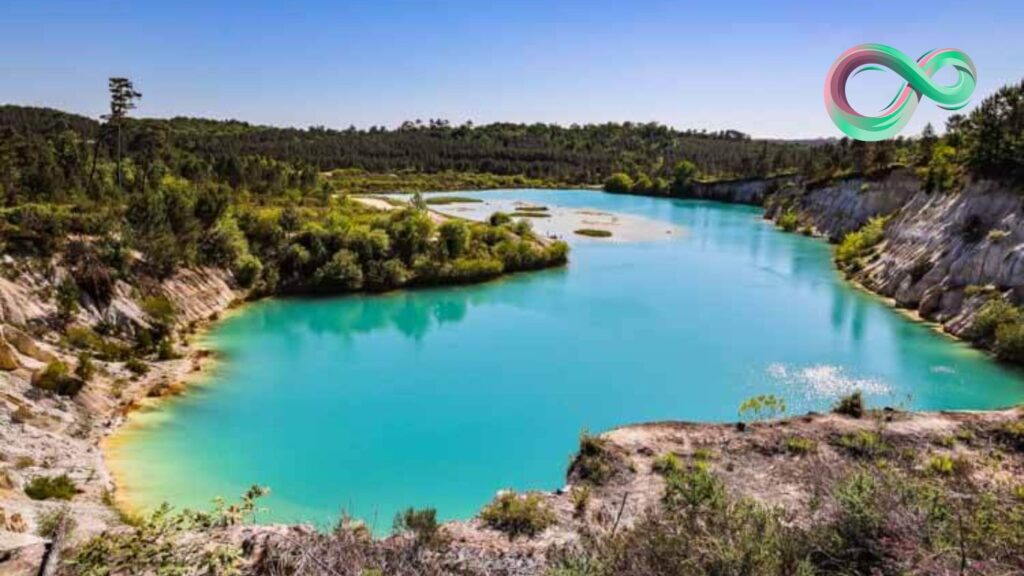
left=131, top=408, right=1024, bottom=575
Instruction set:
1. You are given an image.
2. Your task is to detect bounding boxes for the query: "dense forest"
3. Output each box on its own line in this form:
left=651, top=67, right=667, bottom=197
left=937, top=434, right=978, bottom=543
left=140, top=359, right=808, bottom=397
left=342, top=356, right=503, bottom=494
left=0, top=79, right=1020, bottom=291
left=605, top=80, right=1023, bottom=196
left=0, top=104, right=818, bottom=202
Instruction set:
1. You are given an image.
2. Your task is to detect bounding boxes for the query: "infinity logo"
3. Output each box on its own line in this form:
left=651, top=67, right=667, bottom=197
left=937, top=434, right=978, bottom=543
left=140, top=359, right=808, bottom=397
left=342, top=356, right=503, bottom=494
left=825, top=44, right=977, bottom=141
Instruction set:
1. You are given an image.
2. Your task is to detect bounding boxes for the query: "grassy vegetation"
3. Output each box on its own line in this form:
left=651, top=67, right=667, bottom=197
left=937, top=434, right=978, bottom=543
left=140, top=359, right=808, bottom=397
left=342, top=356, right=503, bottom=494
left=969, top=297, right=1024, bottom=364
left=24, top=474, right=78, bottom=500
left=31, top=361, right=85, bottom=397
left=568, top=431, right=620, bottom=486
left=570, top=486, right=591, bottom=518
left=573, top=228, right=613, bottom=238
left=512, top=211, right=551, bottom=218
left=69, top=487, right=267, bottom=576
left=551, top=458, right=1024, bottom=576
left=479, top=491, right=556, bottom=540
left=777, top=209, right=800, bottom=232
left=652, top=453, right=683, bottom=476
left=835, top=430, right=890, bottom=459
left=392, top=507, right=444, bottom=549
left=737, top=394, right=787, bottom=423
left=999, top=419, right=1024, bottom=451
left=833, top=391, right=865, bottom=418
left=835, top=217, right=888, bottom=272
left=782, top=435, right=818, bottom=455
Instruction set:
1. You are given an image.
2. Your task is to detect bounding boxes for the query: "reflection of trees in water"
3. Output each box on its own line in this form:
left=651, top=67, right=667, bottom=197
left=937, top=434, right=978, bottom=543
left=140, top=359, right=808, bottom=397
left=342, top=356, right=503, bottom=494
left=829, top=287, right=868, bottom=344
left=226, top=266, right=569, bottom=345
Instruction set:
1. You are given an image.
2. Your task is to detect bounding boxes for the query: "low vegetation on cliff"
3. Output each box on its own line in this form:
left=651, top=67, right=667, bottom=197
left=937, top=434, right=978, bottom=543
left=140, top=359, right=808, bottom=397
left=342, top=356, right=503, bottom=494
left=43, top=403, right=1024, bottom=576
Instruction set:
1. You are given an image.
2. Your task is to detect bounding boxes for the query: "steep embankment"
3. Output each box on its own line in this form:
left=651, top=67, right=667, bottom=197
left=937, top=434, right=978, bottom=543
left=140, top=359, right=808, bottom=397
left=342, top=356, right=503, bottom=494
left=0, top=264, right=240, bottom=551
left=689, top=175, right=797, bottom=206
left=721, top=168, right=1024, bottom=348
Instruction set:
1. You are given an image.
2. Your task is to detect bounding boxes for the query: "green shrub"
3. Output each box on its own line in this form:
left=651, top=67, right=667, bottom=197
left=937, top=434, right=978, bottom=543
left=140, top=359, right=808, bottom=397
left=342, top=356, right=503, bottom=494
left=65, top=326, right=133, bottom=361
left=652, top=453, right=683, bottom=476
left=603, top=172, right=634, bottom=193
left=36, top=507, right=75, bottom=539
left=24, top=474, right=77, bottom=500
left=783, top=436, right=818, bottom=455
left=692, top=447, right=714, bottom=461
left=142, top=295, right=177, bottom=337
left=970, top=297, right=1021, bottom=342
left=32, top=361, right=84, bottom=397
left=56, top=277, right=80, bottom=324
left=65, top=325, right=104, bottom=350
left=233, top=254, right=262, bottom=288
left=662, top=462, right=726, bottom=510
left=568, top=431, right=617, bottom=485
left=833, top=391, right=865, bottom=418
left=994, top=320, right=1024, bottom=363
left=551, top=461, right=1024, bottom=576
left=70, top=489, right=265, bottom=576
left=835, top=217, right=888, bottom=270
left=570, top=486, right=591, bottom=518
left=925, top=454, right=971, bottom=477
left=777, top=209, right=800, bottom=232
left=157, top=338, right=179, bottom=361
left=438, top=220, right=470, bottom=259
left=479, top=491, right=555, bottom=540
left=738, top=394, right=787, bottom=422
left=836, top=430, right=888, bottom=459
left=488, top=212, right=512, bottom=226
left=313, top=249, right=364, bottom=292
left=998, top=419, right=1024, bottom=451
left=392, top=507, right=443, bottom=548
left=75, top=353, right=95, bottom=382
left=821, top=472, right=886, bottom=573
left=125, top=357, right=149, bottom=376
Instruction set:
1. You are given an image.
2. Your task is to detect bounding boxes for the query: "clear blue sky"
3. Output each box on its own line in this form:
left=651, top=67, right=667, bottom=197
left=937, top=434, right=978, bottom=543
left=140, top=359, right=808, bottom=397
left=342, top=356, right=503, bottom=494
left=2, top=0, right=1021, bottom=138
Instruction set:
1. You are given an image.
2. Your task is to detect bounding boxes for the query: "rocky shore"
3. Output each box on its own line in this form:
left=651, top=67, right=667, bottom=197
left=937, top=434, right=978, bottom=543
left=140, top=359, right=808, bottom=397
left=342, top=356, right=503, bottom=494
left=3, top=177, right=1024, bottom=574
left=0, top=263, right=242, bottom=572
left=697, top=169, right=1024, bottom=350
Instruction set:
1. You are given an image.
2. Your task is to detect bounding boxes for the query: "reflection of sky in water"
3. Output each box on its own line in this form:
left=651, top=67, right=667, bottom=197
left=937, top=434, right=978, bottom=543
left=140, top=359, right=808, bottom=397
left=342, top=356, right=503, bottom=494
left=112, top=189, right=1024, bottom=533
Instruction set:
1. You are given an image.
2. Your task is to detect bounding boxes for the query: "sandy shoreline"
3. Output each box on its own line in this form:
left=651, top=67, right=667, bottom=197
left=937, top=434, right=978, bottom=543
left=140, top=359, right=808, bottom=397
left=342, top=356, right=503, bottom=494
left=97, top=303, right=250, bottom=519
left=9, top=190, right=1013, bottom=548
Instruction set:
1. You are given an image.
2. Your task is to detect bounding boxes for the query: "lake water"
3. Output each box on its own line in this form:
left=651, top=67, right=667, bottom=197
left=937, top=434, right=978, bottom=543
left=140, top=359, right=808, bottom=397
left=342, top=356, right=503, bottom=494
left=108, top=189, right=1024, bottom=531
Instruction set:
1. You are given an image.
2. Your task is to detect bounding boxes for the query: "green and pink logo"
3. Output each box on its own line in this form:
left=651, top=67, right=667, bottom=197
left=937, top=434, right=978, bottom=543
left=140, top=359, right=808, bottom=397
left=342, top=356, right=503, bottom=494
left=825, top=44, right=977, bottom=141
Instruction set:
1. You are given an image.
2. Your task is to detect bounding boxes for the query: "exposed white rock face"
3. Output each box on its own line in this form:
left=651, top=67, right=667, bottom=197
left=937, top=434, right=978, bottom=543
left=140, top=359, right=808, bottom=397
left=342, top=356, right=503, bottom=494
left=689, top=175, right=798, bottom=206
left=159, top=267, right=237, bottom=325
left=855, top=181, right=1024, bottom=335
left=757, top=169, right=1024, bottom=340
left=0, top=264, right=243, bottom=545
left=763, top=169, right=921, bottom=241
left=0, top=273, right=53, bottom=326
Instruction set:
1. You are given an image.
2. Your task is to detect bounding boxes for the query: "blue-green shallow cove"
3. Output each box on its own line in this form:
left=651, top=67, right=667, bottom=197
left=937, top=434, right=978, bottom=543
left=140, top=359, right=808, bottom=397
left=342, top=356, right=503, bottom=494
left=109, top=189, right=1024, bottom=533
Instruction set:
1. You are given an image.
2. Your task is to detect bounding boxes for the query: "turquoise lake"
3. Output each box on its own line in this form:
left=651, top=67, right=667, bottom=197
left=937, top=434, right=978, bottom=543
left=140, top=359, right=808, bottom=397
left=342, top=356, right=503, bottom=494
left=109, top=189, right=1024, bottom=531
